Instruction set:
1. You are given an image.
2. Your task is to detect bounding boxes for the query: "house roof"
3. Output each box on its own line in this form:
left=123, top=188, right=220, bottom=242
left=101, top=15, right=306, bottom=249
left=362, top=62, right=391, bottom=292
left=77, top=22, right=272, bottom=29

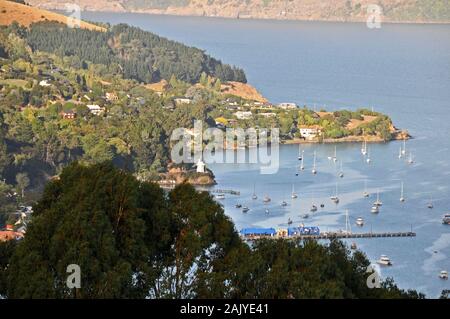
left=0, top=231, right=24, bottom=242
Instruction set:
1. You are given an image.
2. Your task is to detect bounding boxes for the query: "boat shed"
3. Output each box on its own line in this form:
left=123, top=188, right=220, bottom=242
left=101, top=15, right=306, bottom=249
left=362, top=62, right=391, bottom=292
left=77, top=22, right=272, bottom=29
left=240, top=228, right=277, bottom=237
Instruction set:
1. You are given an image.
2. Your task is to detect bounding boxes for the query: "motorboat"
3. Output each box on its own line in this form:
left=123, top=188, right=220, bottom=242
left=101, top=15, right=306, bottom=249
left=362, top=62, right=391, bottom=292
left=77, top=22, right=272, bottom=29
left=442, top=214, right=450, bottom=225
left=377, top=255, right=392, bottom=266
left=439, top=270, right=448, bottom=280
left=371, top=205, right=379, bottom=214
left=356, top=217, right=364, bottom=226
left=242, top=206, right=249, bottom=213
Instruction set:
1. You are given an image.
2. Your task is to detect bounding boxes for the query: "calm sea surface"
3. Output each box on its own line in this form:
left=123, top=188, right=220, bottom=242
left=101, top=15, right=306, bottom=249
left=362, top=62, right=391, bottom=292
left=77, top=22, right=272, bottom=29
left=81, top=12, right=450, bottom=297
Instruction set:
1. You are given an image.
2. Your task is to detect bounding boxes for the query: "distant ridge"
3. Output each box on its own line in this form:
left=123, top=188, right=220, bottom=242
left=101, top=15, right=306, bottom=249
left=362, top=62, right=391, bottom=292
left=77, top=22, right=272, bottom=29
left=0, top=0, right=106, bottom=31
left=25, top=0, right=450, bottom=24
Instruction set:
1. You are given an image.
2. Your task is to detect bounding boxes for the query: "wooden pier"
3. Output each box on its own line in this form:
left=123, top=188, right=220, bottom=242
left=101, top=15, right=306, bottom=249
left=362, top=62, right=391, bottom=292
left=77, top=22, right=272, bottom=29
left=208, top=189, right=241, bottom=196
left=242, top=231, right=416, bottom=242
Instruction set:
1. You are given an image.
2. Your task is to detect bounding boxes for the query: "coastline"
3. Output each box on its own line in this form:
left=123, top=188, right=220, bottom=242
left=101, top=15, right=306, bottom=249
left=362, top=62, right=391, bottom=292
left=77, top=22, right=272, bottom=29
left=43, top=8, right=450, bottom=26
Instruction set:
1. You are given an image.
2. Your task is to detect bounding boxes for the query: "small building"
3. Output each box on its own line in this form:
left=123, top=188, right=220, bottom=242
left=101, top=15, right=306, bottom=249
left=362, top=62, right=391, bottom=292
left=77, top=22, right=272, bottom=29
left=174, top=97, right=193, bottom=105
left=240, top=228, right=277, bottom=237
left=61, top=110, right=76, bottom=119
left=299, top=125, right=322, bottom=140
left=0, top=231, right=24, bottom=242
left=278, top=102, right=298, bottom=109
left=196, top=159, right=206, bottom=173
left=234, top=111, right=253, bottom=120
left=259, top=112, right=277, bottom=118
left=105, top=92, right=119, bottom=102
left=39, top=79, right=51, bottom=87
left=87, top=104, right=105, bottom=115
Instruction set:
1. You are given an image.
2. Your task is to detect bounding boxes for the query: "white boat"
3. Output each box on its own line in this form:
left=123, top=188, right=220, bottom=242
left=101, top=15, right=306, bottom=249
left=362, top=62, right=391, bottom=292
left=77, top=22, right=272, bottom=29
left=408, top=152, right=414, bottom=164
left=235, top=204, right=242, bottom=208
left=291, top=184, right=298, bottom=199
left=312, top=151, right=317, bottom=175
left=330, top=183, right=339, bottom=204
left=242, top=206, right=249, bottom=213
left=216, top=194, right=225, bottom=200
left=427, top=195, right=434, bottom=209
left=356, top=217, right=364, bottom=226
left=263, top=195, right=271, bottom=203
left=281, top=201, right=288, bottom=207
left=377, top=255, right=392, bottom=266
left=400, top=182, right=405, bottom=202
left=300, top=150, right=305, bottom=171
left=310, top=204, right=318, bottom=212
left=363, top=180, right=370, bottom=198
left=371, top=205, right=379, bottom=214
left=361, top=140, right=367, bottom=156
left=302, top=214, right=309, bottom=219
left=442, top=214, right=450, bottom=225
left=252, top=183, right=257, bottom=200
left=366, top=148, right=371, bottom=164
left=332, top=146, right=337, bottom=162
left=373, top=190, right=382, bottom=206
left=439, top=270, right=448, bottom=280
left=265, top=209, right=269, bottom=214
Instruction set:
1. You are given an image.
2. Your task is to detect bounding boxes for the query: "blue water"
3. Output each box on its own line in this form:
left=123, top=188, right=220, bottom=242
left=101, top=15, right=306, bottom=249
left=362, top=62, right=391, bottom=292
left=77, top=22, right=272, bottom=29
left=81, top=12, right=450, bottom=297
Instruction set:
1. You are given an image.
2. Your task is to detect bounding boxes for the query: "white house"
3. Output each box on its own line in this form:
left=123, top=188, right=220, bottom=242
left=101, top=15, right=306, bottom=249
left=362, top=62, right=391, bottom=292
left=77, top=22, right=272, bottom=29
left=278, top=102, right=298, bottom=109
left=86, top=104, right=105, bottom=115
left=39, top=80, right=51, bottom=87
left=299, top=125, right=322, bottom=140
left=105, top=92, right=119, bottom=101
left=196, top=159, right=206, bottom=173
left=259, top=112, right=277, bottom=118
left=234, top=111, right=253, bottom=120
left=174, top=97, right=192, bottom=105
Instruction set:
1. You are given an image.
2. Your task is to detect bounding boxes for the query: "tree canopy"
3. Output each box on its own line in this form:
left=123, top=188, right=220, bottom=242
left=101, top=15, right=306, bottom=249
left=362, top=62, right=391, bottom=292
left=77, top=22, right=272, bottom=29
left=0, top=162, right=423, bottom=299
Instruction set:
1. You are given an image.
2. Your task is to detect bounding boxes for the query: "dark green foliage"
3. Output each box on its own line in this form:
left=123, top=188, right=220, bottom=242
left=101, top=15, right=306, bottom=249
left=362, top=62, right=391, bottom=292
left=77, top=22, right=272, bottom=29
left=1, top=163, right=423, bottom=299
left=26, top=22, right=246, bottom=84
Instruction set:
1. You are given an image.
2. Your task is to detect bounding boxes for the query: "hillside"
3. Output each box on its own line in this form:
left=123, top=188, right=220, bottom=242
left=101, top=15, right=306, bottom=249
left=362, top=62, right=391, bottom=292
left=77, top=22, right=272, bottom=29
left=26, top=0, right=450, bottom=23
left=0, top=0, right=105, bottom=31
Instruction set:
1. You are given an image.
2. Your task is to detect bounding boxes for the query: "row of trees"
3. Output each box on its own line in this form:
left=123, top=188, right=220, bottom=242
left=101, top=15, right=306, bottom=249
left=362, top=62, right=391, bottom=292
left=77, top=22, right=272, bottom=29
left=0, top=162, right=425, bottom=298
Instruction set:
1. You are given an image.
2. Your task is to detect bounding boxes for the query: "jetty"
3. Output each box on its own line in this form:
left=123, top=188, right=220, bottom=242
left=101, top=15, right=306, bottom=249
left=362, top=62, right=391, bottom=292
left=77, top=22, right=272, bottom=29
left=242, top=231, right=416, bottom=242
left=208, top=189, right=241, bottom=196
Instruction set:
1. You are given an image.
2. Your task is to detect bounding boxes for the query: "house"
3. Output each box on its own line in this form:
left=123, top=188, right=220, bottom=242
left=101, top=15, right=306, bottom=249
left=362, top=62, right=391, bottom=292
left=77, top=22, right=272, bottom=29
left=278, top=102, right=298, bottom=109
left=61, top=110, right=76, bottom=119
left=174, top=97, right=192, bottom=105
left=0, top=231, right=24, bottom=242
left=105, top=92, right=119, bottom=102
left=196, top=159, right=206, bottom=173
left=234, top=111, right=253, bottom=120
left=87, top=104, right=106, bottom=115
left=259, top=112, right=277, bottom=118
left=299, top=125, right=322, bottom=140
left=39, top=79, right=51, bottom=87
